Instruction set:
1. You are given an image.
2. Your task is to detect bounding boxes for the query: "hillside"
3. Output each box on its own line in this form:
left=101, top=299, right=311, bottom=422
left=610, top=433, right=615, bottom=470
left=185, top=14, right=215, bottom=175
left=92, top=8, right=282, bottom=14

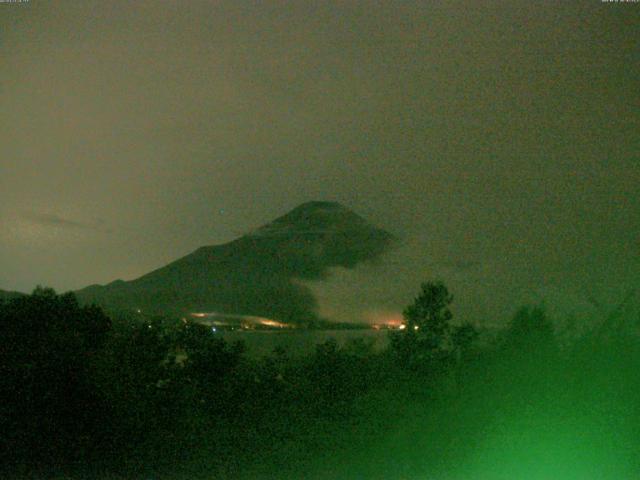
left=76, top=202, right=394, bottom=324
left=0, top=289, right=26, bottom=302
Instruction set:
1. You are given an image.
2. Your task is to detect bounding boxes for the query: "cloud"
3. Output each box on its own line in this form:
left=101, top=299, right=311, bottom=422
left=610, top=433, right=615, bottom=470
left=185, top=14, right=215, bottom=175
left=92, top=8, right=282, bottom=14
left=22, top=212, right=91, bottom=230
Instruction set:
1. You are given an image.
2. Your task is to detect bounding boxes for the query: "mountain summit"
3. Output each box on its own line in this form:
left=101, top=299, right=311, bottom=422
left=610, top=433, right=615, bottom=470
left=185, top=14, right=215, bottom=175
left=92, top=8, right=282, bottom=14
left=250, top=201, right=370, bottom=238
left=77, top=202, right=394, bottom=324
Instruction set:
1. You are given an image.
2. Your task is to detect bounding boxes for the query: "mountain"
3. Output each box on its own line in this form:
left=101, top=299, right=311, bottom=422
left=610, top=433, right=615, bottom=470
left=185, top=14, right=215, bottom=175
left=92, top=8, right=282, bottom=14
left=76, top=201, right=394, bottom=324
left=0, top=289, right=26, bottom=302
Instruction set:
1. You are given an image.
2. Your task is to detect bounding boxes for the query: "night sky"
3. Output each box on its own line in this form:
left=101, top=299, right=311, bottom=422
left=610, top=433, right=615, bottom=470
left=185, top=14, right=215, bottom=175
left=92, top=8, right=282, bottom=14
left=1, top=1, right=638, bottom=324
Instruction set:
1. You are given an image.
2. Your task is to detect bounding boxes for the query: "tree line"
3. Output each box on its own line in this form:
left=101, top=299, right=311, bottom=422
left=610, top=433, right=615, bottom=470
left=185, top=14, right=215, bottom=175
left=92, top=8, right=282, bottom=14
left=0, top=283, right=638, bottom=479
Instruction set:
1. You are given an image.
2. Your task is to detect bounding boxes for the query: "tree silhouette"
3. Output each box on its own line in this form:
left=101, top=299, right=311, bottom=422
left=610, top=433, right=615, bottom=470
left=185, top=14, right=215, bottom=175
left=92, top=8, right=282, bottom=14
left=404, top=280, right=453, bottom=348
left=391, top=280, right=455, bottom=370
left=505, top=305, right=555, bottom=353
left=0, top=287, right=111, bottom=465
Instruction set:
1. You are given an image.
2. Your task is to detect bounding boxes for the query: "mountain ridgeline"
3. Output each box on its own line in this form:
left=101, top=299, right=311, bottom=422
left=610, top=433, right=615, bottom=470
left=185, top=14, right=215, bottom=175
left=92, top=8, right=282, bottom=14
left=76, top=202, right=394, bottom=325
left=0, top=290, right=25, bottom=302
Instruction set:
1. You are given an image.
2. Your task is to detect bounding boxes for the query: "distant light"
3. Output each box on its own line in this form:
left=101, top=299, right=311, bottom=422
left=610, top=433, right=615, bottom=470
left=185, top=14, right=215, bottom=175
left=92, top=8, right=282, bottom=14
left=136, top=309, right=142, bottom=313
left=414, top=325, right=420, bottom=331
left=399, top=324, right=406, bottom=330
left=259, top=318, right=290, bottom=328
left=211, top=327, right=217, bottom=333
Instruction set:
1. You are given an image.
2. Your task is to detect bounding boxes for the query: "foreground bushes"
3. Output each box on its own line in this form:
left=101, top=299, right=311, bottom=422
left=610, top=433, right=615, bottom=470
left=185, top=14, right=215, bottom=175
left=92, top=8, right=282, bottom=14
left=1, top=288, right=639, bottom=479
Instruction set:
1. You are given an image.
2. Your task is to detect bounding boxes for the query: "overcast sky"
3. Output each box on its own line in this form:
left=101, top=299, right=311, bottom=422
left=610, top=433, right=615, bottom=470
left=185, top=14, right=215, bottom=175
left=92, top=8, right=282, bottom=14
left=1, top=1, right=638, bottom=324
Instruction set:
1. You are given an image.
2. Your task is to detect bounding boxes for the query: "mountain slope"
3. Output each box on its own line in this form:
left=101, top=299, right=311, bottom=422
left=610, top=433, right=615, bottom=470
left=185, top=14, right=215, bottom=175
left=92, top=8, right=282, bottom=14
left=76, top=202, right=394, bottom=324
left=0, top=289, right=26, bottom=302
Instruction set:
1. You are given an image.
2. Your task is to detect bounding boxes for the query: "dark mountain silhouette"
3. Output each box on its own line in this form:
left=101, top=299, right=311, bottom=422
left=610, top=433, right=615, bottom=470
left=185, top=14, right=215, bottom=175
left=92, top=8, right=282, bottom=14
left=0, top=289, right=26, bottom=301
left=76, top=201, right=394, bottom=324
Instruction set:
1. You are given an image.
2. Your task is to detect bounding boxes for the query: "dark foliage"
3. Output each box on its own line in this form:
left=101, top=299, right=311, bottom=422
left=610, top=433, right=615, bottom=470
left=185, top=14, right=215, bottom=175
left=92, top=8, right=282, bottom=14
left=0, top=287, right=111, bottom=469
left=390, top=280, right=459, bottom=373
left=2, top=285, right=639, bottom=479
